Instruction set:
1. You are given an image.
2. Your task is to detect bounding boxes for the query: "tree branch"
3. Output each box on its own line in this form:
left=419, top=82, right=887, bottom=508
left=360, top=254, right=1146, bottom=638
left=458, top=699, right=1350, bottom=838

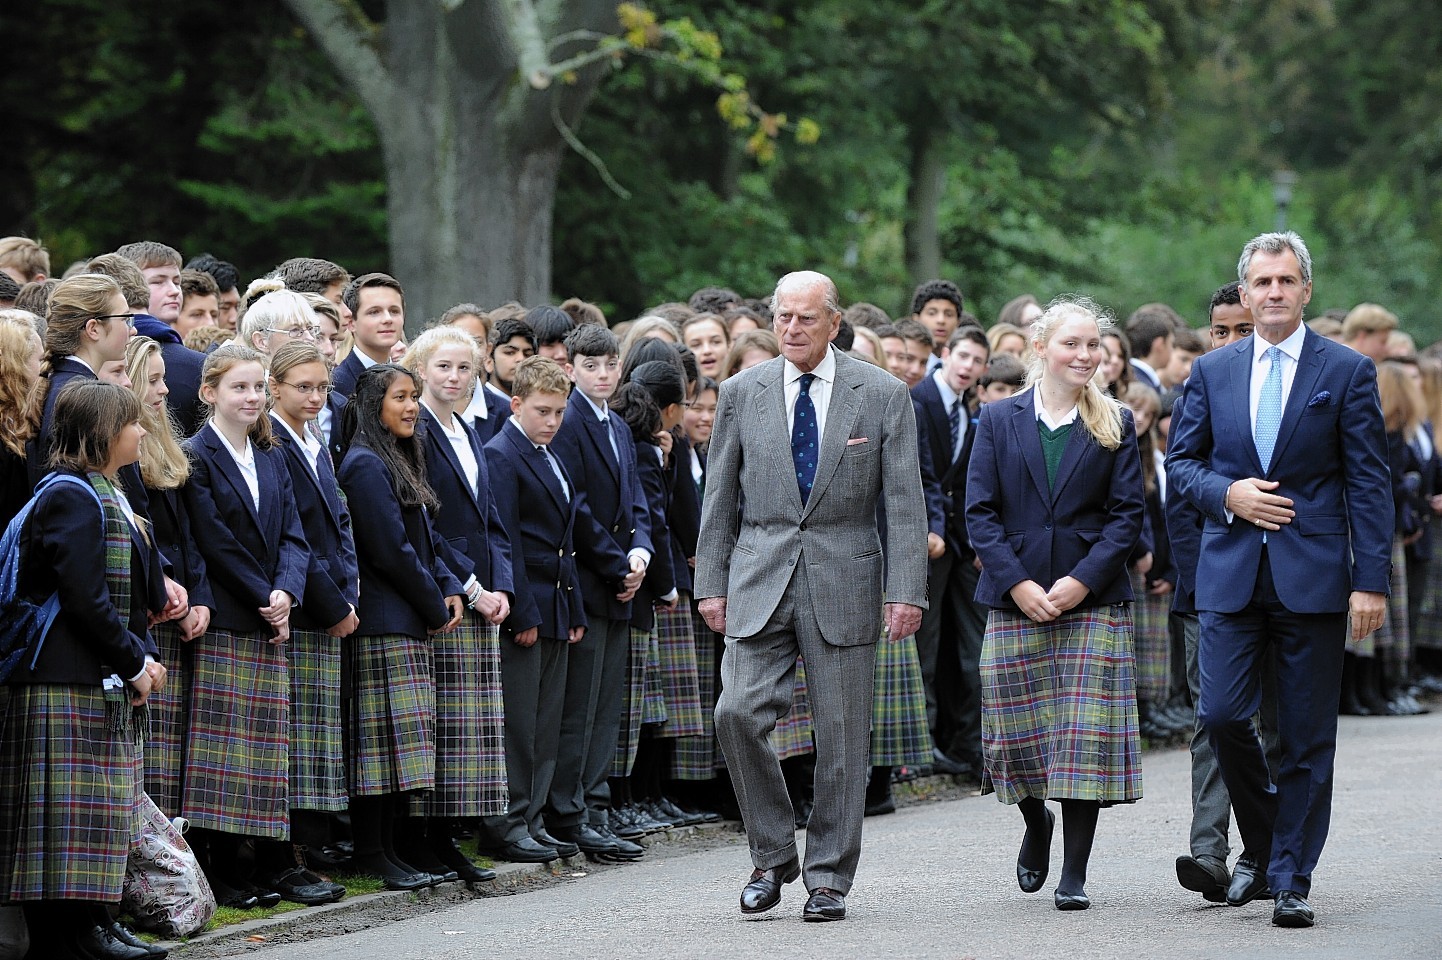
left=552, top=98, right=630, bottom=199
left=501, top=0, right=553, bottom=88
left=280, top=0, right=393, bottom=123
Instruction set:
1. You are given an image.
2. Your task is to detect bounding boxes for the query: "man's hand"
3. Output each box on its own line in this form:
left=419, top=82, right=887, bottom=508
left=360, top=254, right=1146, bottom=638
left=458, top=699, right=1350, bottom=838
left=1045, top=576, right=1088, bottom=615
left=1010, top=579, right=1061, bottom=623
left=1350, top=590, right=1387, bottom=642
left=926, top=532, right=946, bottom=560
left=1226, top=478, right=1295, bottom=531
left=327, top=607, right=360, bottom=639
left=699, top=597, right=727, bottom=634
left=884, top=602, right=923, bottom=641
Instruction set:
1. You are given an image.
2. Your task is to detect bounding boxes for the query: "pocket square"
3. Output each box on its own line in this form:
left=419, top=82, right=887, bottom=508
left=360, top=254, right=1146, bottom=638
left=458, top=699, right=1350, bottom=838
left=1307, top=391, right=1332, bottom=408
left=846, top=437, right=869, bottom=446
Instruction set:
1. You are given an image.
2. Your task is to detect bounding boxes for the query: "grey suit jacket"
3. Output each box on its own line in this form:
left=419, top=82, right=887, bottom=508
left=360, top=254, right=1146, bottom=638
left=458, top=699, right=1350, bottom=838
left=694, top=347, right=929, bottom=645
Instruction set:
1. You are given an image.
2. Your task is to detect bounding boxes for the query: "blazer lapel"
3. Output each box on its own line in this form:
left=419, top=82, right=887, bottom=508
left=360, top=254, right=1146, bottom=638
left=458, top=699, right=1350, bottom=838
left=758, top=361, right=804, bottom=514
left=203, top=425, right=262, bottom=532
left=579, top=397, right=622, bottom=484
left=504, top=424, right=567, bottom=515
left=1048, top=420, right=1089, bottom=503
left=1010, top=389, right=1051, bottom=501
left=918, top=378, right=951, bottom=470
left=422, top=407, right=482, bottom=512
left=272, top=415, right=344, bottom=532
left=1267, top=330, right=1325, bottom=476
left=803, top=358, right=861, bottom=518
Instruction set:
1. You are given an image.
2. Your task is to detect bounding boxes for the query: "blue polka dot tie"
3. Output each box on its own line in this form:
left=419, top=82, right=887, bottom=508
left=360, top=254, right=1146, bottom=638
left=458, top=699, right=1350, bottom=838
left=792, top=373, right=818, bottom=503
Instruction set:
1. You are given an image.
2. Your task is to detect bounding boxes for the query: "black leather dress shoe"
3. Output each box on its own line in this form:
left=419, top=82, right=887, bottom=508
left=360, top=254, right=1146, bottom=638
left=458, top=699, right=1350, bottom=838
left=1017, top=807, right=1055, bottom=894
left=262, top=865, right=347, bottom=905
left=487, top=836, right=561, bottom=863
left=107, top=923, right=167, bottom=959
left=739, top=857, right=801, bottom=915
left=1272, top=890, right=1315, bottom=927
left=1226, top=854, right=1271, bottom=906
left=592, top=823, right=645, bottom=861
left=1054, top=890, right=1091, bottom=911
left=1176, top=854, right=1230, bottom=903
left=532, top=829, right=580, bottom=858
left=71, top=923, right=151, bottom=960
left=802, top=887, right=846, bottom=921
left=210, top=878, right=263, bottom=910
left=551, top=823, right=619, bottom=857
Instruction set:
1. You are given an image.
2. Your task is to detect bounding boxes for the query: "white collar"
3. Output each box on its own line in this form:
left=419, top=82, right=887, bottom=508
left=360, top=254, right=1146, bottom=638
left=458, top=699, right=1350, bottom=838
left=506, top=416, right=544, bottom=449
left=577, top=390, right=610, bottom=421
left=421, top=400, right=460, bottom=435
left=274, top=415, right=317, bottom=450
left=211, top=421, right=254, bottom=465
left=783, top=345, right=837, bottom=387
left=1031, top=386, right=1079, bottom=429
left=931, top=368, right=960, bottom=408
left=1252, top=323, right=1307, bottom=365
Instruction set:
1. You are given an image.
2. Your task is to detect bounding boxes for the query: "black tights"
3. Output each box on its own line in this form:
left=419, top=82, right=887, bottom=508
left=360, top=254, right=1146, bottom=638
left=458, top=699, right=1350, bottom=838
left=1017, top=796, right=1099, bottom=896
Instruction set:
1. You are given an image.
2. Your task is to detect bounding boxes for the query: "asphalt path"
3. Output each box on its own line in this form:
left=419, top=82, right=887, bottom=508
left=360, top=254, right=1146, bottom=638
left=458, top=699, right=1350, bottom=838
left=241, top=711, right=1442, bottom=960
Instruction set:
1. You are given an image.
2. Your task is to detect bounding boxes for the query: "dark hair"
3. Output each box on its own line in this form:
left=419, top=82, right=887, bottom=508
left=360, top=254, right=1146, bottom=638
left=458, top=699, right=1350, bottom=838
left=1208, top=281, right=1242, bottom=319
left=14, top=279, right=57, bottom=319
left=0, top=274, right=19, bottom=304
left=688, top=286, right=741, bottom=314
left=622, top=336, right=684, bottom=385
left=874, top=323, right=900, bottom=340
left=340, top=364, right=439, bottom=512
left=564, top=322, right=619, bottom=361
left=627, top=359, right=687, bottom=410
left=526, top=305, right=577, bottom=346
left=185, top=253, right=241, bottom=294
left=49, top=380, right=141, bottom=473
left=892, top=318, right=934, bottom=348
left=1172, top=326, right=1205, bottom=354
left=610, top=382, right=662, bottom=441
left=723, top=305, right=765, bottom=329
left=1125, top=306, right=1175, bottom=358
left=834, top=318, right=855, bottom=352
left=910, top=279, right=964, bottom=318
left=742, top=297, right=773, bottom=324
left=489, top=316, right=538, bottom=352
left=180, top=268, right=220, bottom=301
left=272, top=257, right=349, bottom=295
left=843, top=302, right=890, bottom=330
left=946, top=325, right=990, bottom=354
left=674, top=344, right=699, bottom=386
left=559, top=297, right=606, bottom=327
left=979, top=353, right=1027, bottom=388
left=343, top=272, right=405, bottom=317
left=647, top=302, right=695, bottom=327
left=996, top=293, right=1039, bottom=329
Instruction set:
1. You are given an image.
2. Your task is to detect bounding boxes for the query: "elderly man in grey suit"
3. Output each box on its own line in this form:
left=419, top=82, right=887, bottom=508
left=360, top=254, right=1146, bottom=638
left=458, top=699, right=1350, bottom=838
left=696, top=270, right=929, bottom=922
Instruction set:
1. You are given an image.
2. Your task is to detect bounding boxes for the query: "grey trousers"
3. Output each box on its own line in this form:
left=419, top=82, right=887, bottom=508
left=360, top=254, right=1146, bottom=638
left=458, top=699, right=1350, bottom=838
left=714, top=569, right=878, bottom=895
left=548, top=615, right=629, bottom=829
left=1181, top=611, right=1281, bottom=861
left=482, top=635, right=567, bottom=845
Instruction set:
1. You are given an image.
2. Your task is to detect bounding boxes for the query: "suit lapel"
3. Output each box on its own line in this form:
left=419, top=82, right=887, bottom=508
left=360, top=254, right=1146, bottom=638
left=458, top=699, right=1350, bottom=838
left=1225, top=340, right=1266, bottom=476
left=272, top=415, right=345, bottom=533
left=1267, top=330, right=1325, bottom=475
left=1010, top=389, right=1051, bottom=501
left=917, top=378, right=951, bottom=471
left=203, top=425, right=263, bottom=532
left=758, top=360, right=804, bottom=514
left=421, top=407, right=482, bottom=512
left=803, top=355, right=861, bottom=518
left=504, top=424, right=567, bottom=515
left=1048, top=418, right=1089, bottom=503
left=576, top=395, right=621, bottom=484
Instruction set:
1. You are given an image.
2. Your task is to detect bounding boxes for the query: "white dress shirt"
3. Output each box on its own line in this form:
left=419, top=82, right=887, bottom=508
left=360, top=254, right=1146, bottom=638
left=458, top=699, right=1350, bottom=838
left=213, top=424, right=260, bottom=511
left=460, top=386, right=490, bottom=428
left=1249, top=323, right=1307, bottom=435
left=1032, top=386, right=1079, bottom=430
left=424, top=402, right=479, bottom=495
left=783, top=346, right=838, bottom=447
left=931, top=368, right=968, bottom=462
left=276, top=416, right=323, bottom=481
left=506, top=418, right=569, bottom=501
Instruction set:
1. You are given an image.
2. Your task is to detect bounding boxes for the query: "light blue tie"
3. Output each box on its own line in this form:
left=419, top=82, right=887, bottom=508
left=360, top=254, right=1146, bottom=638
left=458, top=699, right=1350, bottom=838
left=1255, top=346, right=1284, bottom=472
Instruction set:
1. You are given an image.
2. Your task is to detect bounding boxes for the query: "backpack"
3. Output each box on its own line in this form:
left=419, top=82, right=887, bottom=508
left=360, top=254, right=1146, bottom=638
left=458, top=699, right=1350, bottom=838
left=0, top=472, right=105, bottom=683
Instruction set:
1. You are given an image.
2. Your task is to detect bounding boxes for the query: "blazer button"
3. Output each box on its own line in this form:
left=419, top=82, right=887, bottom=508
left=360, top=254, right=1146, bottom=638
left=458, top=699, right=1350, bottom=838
left=558, top=549, right=564, bottom=557
left=613, top=524, right=620, bottom=533
left=1044, top=523, right=1052, bottom=530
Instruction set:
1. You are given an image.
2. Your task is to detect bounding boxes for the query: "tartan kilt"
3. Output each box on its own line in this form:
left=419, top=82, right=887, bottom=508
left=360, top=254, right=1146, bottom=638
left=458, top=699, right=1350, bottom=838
left=642, top=629, right=669, bottom=726
left=0, top=685, right=142, bottom=902
left=414, top=612, right=507, bottom=818
left=346, top=634, right=436, bottom=797
left=1350, top=536, right=1408, bottom=658
left=287, top=628, right=347, bottom=813
left=1129, top=570, right=1173, bottom=704
left=870, top=629, right=934, bottom=767
left=671, top=608, right=719, bottom=780
left=611, top=626, right=650, bottom=778
left=654, top=596, right=705, bottom=739
left=1415, top=553, right=1442, bottom=650
left=769, top=657, right=815, bottom=761
left=143, top=620, right=189, bottom=818
left=980, top=605, right=1142, bottom=806
left=181, top=629, right=289, bottom=838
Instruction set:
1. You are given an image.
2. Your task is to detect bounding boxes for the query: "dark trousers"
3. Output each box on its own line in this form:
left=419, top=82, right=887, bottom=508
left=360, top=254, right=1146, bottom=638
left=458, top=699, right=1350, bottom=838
left=548, top=615, right=629, bottom=828
left=483, top=635, right=567, bottom=845
left=1197, top=551, right=1346, bottom=897
left=914, top=549, right=986, bottom=760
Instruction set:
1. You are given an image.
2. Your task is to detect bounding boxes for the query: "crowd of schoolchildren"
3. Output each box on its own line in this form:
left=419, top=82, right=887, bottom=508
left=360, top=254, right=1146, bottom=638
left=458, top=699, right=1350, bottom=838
left=0, top=234, right=1436, bottom=959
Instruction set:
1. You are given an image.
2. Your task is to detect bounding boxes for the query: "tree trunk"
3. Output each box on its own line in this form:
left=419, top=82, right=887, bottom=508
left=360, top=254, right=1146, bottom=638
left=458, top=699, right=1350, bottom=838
left=903, top=123, right=946, bottom=286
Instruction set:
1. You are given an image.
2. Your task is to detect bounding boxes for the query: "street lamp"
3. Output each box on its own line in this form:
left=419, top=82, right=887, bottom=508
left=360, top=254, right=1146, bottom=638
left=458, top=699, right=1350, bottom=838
left=1272, top=169, right=1297, bottom=231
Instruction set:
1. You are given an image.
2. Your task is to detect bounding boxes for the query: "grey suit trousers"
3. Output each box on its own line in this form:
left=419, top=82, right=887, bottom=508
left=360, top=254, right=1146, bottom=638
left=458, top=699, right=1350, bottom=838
left=715, top=566, right=877, bottom=895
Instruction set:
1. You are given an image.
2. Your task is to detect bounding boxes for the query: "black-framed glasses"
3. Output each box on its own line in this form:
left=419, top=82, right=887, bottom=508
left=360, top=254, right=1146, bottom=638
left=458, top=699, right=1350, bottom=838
left=275, top=380, right=333, bottom=396
left=93, top=313, right=137, bottom=328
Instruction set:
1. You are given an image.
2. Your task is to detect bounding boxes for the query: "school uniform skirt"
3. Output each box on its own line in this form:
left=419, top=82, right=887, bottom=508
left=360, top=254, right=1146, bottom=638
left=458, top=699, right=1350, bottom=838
left=870, top=629, right=934, bottom=768
left=642, top=630, right=669, bottom=727
left=1416, top=552, right=1442, bottom=650
left=671, top=607, right=720, bottom=780
left=612, top=626, right=651, bottom=778
left=1351, top=536, right=1408, bottom=659
left=415, top=611, right=507, bottom=818
left=287, top=628, right=347, bottom=813
left=0, top=684, right=142, bottom=902
left=980, top=605, right=1142, bottom=806
left=182, top=629, right=290, bottom=838
left=654, top=594, right=705, bottom=739
left=770, top=658, right=815, bottom=761
left=143, top=620, right=189, bottom=818
left=346, top=633, right=436, bottom=797
left=1129, top=570, right=1173, bottom=704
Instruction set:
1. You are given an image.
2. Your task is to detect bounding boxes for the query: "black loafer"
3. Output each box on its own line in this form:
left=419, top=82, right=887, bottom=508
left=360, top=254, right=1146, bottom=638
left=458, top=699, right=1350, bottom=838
left=1017, top=807, right=1055, bottom=894
left=485, top=836, right=560, bottom=863
left=1226, top=854, right=1271, bottom=906
left=1054, top=890, right=1091, bottom=911
left=108, top=921, right=168, bottom=958
left=592, top=823, right=645, bottom=862
left=1272, top=890, right=1314, bottom=927
left=263, top=865, right=346, bottom=905
left=1176, top=854, right=1230, bottom=903
left=802, top=887, right=846, bottom=922
left=740, top=857, right=801, bottom=915
left=532, top=829, right=580, bottom=859
left=72, top=923, right=152, bottom=960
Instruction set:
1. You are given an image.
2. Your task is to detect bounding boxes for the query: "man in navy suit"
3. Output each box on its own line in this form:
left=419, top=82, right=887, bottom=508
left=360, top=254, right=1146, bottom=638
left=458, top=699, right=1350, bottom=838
left=910, top=325, right=989, bottom=776
left=1167, top=231, right=1393, bottom=928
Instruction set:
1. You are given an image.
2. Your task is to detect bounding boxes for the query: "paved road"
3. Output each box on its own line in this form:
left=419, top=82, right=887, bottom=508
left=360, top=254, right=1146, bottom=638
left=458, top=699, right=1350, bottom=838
left=245, top=712, right=1442, bottom=960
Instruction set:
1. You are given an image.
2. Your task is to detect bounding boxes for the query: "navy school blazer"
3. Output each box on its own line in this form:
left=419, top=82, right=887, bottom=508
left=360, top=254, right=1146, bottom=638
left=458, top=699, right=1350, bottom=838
left=912, top=375, right=979, bottom=556
left=965, top=388, right=1145, bottom=610
left=321, top=392, right=347, bottom=466
left=337, top=443, right=464, bottom=638
left=416, top=405, right=514, bottom=597
left=15, top=470, right=167, bottom=684
left=145, top=485, right=215, bottom=613
left=485, top=422, right=587, bottom=639
left=181, top=423, right=310, bottom=633
left=668, top=433, right=701, bottom=595
left=270, top=414, right=360, bottom=630
left=631, top=436, right=676, bottom=631
left=329, top=350, right=367, bottom=400
left=463, top=387, right=513, bottom=445
left=549, top=388, right=653, bottom=621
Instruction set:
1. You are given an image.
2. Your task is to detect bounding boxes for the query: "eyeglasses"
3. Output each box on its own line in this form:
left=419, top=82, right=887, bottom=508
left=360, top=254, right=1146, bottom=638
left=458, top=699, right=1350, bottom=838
left=275, top=380, right=333, bottom=396
left=93, top=313, right=137, bottom=328
left=263, top=324, right=321, bottom=341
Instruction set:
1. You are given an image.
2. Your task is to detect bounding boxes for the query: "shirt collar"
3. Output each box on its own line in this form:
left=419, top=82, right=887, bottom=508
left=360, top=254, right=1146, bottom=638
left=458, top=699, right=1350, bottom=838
left=577, top=390, right=610, bottom=421
left=67, top=355, right=96, bottom=375
left=274, top=415, right=318, bottom=452
left=1252, top=323, right=1308, bottom=365
left=783, top=345, right=837, bottom=387
left=211, top=421, right=254, bottom=464
left=931, top=368, right=959, bottom=409
left=354, top=347, right=381, bottom=369
left=506, top=416, right=544, bottom=449
left=421, top=399, right=459, bottom=435
left=1031, top=386, right=1079, bottom=428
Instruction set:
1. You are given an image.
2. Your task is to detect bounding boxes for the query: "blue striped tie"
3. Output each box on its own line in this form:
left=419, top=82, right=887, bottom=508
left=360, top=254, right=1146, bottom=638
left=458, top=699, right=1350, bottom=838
left=792, top=374, right=818, bottom=503
left=1255, top=346, right=1284, bottom=472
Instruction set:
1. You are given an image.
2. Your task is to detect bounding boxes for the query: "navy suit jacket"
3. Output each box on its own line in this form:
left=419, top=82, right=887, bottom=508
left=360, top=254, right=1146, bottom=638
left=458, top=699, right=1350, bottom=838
left=133, top=315, right=206, bottom=436
left=1166, top=328, right=1393, bottom=613
left=549, top=389, right=653, bottom=621
left=911, top=375, right=978, bottom=555
left=417, top=406, right=514, bottom=597
left=182, top=424, right=310, bottom=633
left=485, top=423, right=587, bottom=639
left=321, top=393, right=347, bottom=465
left=270, top=415, right=360, bottom=630
left=337, top=444, right=464, bottom=638
left=14, top=471, right=166, bottom=685
left=330, top=350, right=369, bottom=400
left=965, top=388, right=1145, bottom=610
